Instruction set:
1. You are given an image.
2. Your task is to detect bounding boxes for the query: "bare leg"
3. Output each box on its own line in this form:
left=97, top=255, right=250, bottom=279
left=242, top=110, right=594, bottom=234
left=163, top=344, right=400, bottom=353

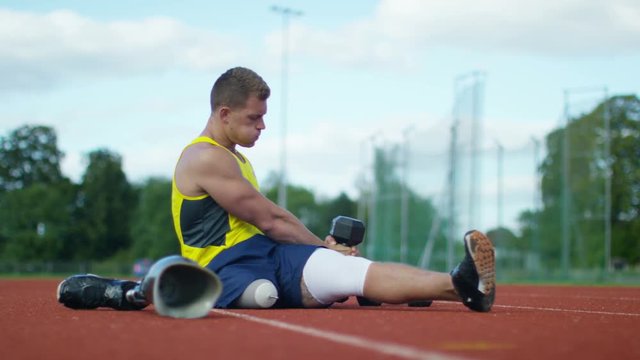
left=299, top=230, right=494, bottom=310
left=363, top=263, right=459, bottom=303
left=300, top=262, right=459, bottom=308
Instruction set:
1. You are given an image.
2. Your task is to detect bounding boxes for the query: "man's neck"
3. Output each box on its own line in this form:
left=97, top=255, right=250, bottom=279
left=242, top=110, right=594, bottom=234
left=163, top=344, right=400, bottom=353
left=200, top=120, right=245, bottom=162
left=202, top=117, right=236, bottom=153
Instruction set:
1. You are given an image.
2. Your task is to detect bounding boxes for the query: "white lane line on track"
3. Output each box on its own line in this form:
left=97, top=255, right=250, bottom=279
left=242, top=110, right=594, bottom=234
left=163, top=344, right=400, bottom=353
left=212, top=309, right=468, bottom=360
left=500, top=293, right=640, bottom=302
left=494, top=304, right=640, bottom=317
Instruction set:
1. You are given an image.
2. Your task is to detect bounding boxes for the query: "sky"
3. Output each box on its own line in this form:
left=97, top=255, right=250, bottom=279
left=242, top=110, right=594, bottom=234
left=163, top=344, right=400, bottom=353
left=1, top=0, right=639, bottom=206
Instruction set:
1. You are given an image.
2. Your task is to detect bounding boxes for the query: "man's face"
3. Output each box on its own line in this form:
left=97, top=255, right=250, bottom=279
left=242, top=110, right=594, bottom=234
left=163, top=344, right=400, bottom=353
left=226, top=95, right=267, bottom=148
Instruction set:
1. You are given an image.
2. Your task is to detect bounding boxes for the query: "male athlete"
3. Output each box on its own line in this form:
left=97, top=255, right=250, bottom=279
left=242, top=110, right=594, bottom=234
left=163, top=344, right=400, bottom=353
left=58, top=67, right=495, bottom=312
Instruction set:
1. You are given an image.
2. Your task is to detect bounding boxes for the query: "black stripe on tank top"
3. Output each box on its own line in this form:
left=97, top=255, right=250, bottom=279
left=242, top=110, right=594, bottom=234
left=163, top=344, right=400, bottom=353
left=179, top=196, right=229, bottom=248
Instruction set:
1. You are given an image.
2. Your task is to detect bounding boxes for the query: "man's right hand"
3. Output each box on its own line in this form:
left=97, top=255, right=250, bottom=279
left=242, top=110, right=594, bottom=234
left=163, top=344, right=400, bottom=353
left=324, top=235, right=359, bottom=256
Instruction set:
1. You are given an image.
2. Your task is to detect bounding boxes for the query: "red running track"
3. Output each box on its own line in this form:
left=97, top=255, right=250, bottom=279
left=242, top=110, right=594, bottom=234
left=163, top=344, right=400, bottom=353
left=1, top=280, right=638, bottom=360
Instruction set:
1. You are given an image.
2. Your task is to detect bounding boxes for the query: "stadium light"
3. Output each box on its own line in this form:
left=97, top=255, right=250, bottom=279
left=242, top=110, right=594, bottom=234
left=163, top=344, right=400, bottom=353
left=271, top=5, right=303, bottom=209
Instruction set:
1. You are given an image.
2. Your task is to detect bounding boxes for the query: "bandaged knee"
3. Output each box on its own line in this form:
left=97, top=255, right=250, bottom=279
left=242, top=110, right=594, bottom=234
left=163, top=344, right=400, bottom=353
left=302, top=248, right=373, bottom=305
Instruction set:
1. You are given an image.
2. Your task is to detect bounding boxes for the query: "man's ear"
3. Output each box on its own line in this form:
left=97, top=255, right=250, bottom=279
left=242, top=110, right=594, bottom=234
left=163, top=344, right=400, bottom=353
left=219, top=106, right=231, bottom=124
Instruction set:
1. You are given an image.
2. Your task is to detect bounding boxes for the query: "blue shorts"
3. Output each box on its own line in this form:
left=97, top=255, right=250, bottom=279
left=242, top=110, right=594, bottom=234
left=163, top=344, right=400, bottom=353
left=205, top=235, right=321, bottom=308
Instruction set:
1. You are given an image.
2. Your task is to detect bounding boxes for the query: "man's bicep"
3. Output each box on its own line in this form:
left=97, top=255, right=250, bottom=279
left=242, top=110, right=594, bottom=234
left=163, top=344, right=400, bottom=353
left=213, top=176, right=268, bottom=220
left=197, top=161, right=272, bottom=225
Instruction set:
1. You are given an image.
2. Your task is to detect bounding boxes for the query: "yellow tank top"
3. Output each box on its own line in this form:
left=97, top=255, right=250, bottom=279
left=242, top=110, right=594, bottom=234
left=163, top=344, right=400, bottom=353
left=171, top=136, right=263, bottom=267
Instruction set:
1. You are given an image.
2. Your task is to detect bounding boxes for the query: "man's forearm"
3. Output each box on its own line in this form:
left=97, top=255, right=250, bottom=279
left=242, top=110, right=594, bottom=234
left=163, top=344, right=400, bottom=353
left=261, top=210, right=325, bottom=246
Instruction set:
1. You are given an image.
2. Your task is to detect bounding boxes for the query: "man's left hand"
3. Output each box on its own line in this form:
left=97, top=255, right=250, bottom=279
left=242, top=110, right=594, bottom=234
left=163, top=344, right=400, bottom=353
left=324, top=235, right=360, bottom=256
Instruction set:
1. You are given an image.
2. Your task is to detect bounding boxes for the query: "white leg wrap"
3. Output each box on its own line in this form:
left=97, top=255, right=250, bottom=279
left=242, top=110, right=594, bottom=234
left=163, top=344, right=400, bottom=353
left=302, top=248, right=373, bottom=305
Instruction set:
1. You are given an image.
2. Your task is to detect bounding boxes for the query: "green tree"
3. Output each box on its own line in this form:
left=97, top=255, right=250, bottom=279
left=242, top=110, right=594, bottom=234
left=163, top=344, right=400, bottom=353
left=130, top=177, right=179, bottom=260
left=262, top=174, right=322, bottom=234
left=0, top=180, right=77, bottom=260
left=366, top=146, right=402, bottom=261
left=261, top=172, right=358, bottom=237
left=523, top=95, right=640, bottom=268
left=75, top=149, right=135, bottom=259
left=606, top=96, right=640, bottom=264
left=486, top=227, right=521, bottom=269
left=0, top=125, right=64, bottom=192
left=0, top=124, right=74, bottom=261
left=315, top=192, right=358, bottom=236
left=365, top=145, right=446, bottom=267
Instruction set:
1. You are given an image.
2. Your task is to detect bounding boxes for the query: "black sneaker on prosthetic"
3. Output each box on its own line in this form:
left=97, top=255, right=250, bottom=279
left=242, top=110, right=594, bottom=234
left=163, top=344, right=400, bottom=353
left=56, top=274, right=146, bottom=311
left=451, top=230, right=496, bottom=312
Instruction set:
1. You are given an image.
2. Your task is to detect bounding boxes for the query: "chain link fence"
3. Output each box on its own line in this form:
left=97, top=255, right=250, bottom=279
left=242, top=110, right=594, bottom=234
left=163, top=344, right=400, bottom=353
left=356, top=80, right=634, bottom=283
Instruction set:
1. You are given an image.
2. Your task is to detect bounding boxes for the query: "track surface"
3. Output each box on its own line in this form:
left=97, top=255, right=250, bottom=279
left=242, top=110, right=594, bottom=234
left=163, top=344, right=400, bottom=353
left=1, top=280, right=638, bottom=360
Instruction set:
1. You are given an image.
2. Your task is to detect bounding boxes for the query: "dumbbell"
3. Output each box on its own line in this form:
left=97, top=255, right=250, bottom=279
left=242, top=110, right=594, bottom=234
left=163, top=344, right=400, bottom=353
left=329, top=216, right=432, bottom=308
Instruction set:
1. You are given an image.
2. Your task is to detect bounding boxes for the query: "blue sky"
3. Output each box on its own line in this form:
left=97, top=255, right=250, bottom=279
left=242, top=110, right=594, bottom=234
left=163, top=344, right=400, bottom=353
left=1, top=0, right=638, bottom=204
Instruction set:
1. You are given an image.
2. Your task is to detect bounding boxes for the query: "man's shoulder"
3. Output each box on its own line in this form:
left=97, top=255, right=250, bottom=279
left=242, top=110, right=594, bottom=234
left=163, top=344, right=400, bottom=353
left=180, top=142, right=238, bottom=174
left=174, top=141, right=240, bottom=196
left=183, top=142, right=228, bottom=161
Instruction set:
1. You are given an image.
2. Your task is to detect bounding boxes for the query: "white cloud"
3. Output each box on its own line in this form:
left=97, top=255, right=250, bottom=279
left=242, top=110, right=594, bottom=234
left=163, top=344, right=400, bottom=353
left=2, top=1, right=633, bottom=200
left=243, top=119, right=374, bottom=197
left=0, top=8, right=241, bottom=91
left=4, top=1, right=637, bottom=92
left=484, top=116, right=558, bottom=149
left=266, top=0, right=640, bottom=68
left=380, top=0, right=640, bottom=55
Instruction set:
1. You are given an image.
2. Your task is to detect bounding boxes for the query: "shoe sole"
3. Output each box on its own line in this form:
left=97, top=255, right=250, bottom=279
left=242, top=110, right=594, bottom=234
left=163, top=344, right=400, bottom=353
left=464, top=230, right=496, bottom=297
left=56, top=279, right=64, bottom=302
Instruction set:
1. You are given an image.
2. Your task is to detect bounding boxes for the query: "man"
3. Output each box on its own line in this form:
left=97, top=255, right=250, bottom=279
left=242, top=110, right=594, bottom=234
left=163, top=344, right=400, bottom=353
left=58, top=67, right=495, bottom=312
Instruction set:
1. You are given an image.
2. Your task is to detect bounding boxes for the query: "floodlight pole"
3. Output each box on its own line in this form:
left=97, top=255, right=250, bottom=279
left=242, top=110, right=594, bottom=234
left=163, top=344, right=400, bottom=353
left=603, top=88, right=611, bottom=273
left=271, top=5, right=302, bottom=209
left=561, top=90, right=571, bottom=277
left=400, top=125, right=415, bottom=264
left=496, top=140, right=504, bottom=229
left=531, top=136, right=542, bottom=275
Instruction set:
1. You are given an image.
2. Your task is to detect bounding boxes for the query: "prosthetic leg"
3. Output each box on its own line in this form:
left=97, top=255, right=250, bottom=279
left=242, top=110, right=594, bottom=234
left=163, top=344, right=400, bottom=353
left=58, top=255, right=223, bottom=319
